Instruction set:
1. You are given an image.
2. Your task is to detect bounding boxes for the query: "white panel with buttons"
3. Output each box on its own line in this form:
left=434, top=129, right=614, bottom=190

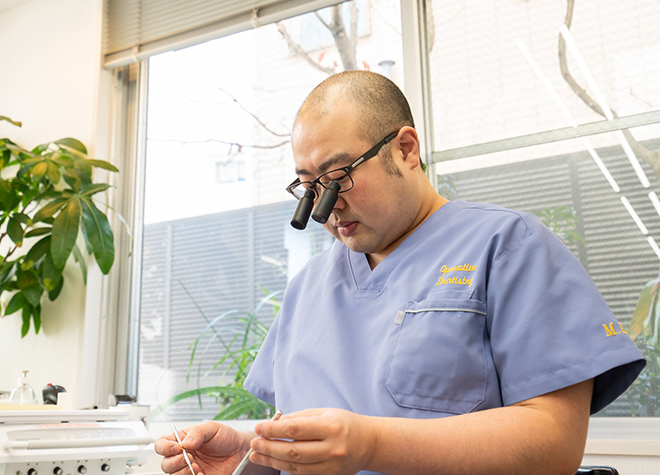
left=0, top=410, right=153, bottom=475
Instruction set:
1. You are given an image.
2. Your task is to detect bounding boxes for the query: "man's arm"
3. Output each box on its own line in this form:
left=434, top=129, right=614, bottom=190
left=250, top=379, right=594, bottom=475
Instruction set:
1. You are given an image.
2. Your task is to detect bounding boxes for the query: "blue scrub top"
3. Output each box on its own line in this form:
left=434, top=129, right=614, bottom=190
left=245, top=201, right=645, bottom=465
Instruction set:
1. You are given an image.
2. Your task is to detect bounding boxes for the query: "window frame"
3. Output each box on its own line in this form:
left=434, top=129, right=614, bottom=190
left=97, top=0, right=657, bottom=457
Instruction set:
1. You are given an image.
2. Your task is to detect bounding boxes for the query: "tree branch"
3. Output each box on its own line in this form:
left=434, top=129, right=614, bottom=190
left=559, top=0, right=659, bottom=176
left=349, top=1, right=358, bottom=42
left=328, top=4, right=358, bottom=70
left=276, top=22, right=335, bottom=75
left=215, top=87, right=290, bottom=138
left=148, top=137, right=290, bottom=150
left=314, top=10, right=331, bottom=31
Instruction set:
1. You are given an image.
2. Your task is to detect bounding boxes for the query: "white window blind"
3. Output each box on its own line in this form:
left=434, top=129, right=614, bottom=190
left=103, top=0, right=343, bottom=68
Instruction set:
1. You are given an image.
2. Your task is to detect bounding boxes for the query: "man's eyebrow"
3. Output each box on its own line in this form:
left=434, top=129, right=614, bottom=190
left=295, top=152, right=352, bottom=176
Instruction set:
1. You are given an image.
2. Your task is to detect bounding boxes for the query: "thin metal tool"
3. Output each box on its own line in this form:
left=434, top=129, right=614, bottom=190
left=171, top=425, right=196, bottom=475
left=231, top=410, right=283, bottom=475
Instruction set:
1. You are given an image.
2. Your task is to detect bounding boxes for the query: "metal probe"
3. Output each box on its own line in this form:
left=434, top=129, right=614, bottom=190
left=171, top=425, right=196, bottom=475
left=231, top=410, right=283, bottom=475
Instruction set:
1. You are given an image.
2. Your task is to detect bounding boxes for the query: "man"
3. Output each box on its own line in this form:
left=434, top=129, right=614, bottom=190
left=156, top=71, right=645, bottom=475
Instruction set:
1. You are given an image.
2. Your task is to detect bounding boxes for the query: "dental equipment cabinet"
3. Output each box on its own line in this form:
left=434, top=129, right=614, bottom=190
left=0, top=407, right=153, bottom=475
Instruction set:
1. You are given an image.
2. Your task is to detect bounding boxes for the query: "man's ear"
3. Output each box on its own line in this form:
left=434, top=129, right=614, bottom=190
left=398, top=127, right=421, bottom=170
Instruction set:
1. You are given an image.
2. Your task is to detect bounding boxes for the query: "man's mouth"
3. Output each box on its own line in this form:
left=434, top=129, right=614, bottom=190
left=335, top=220, right=358, bottom=236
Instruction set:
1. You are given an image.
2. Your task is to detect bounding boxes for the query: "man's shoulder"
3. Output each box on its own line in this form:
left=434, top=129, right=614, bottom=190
left=443, top=200, right=545, bottom=237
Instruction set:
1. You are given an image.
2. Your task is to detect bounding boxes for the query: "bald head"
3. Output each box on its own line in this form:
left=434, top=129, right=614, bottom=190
left=295, top=71, right=415, bottom=144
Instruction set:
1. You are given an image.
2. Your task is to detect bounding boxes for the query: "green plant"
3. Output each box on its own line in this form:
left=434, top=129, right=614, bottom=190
left=151, top=288, right=280, bottom=420
left=532, top=205, right=585, bottom=248
left=0, top=116, right=118, bottom=337
left=629, top=273, right=660, bottom=416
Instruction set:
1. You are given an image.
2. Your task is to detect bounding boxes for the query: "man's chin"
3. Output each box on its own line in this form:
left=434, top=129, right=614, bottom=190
left=338, top=235, right=375, bottom=254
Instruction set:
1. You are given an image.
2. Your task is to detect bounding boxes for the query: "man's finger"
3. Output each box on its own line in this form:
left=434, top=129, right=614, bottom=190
left=155, top=436, right=182, bottom=456
left=255, top=415, right=332, bottom=441
left=180, top=421, right=221, bottom=450
left=252, top=438, right=330, bottom=464
left=250, top=448, right=326, bottom=475
left=160, top=453, right=192, bottom=474
left=279, top=408, right=328, bottom=420
left=164, top=464, right=199, bottom=475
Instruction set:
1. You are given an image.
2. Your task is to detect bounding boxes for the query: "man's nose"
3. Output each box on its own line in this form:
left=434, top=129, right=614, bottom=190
left=332, top=192, right=346, bottom=210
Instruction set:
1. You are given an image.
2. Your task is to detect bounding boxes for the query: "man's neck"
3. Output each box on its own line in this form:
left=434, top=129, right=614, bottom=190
left=366, top=193, right=448, bottom=269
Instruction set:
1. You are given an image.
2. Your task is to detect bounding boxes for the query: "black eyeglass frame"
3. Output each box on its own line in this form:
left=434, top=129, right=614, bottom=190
left=285, top=130, right=399, bottom=201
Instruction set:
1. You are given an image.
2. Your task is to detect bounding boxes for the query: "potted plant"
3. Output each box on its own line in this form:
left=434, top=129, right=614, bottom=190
left=629, top=275, right=660, bottom=416
left=0, top=116, right=118, bottom=337
left=151, top=288, right=280, bottom=421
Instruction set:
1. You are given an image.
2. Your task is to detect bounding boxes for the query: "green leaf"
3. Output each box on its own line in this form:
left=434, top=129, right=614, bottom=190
left=42, top=254, right=62, bottom=291
left=5, top=292, right=26, bottom=315
left=21, top=306, right=30, bottom=338
left=31, top=161, right=48, bottom=180
left=213, top=396, right=261, bottom=420
left=19, top=156, right=46, bottom=167
left=149, top=386, right=258, bottom=419
left=32, top=305, right=41, bottom=334
left=12, top=212, right=30, bottom=224
left=63, top=168, right=83, bottom=191
left=0, top=179, right=17, bottom=208
left=24, top=236, right=51, bottom=268
left=48, top=276, right=64, bottom=300
left=31, top=143, right=50, bottom=154
left=54, top=138, right=87, bottom=155
left=72, top=243, right=87, bottom=284
left=51, top=156, right=72, bottom=167
left=80, top=183, right=111, bottom=197
left=25, top=227, right=52, bottom=238
left=84, top=159, right=119, bottom=173
left=0, top=116, right=22, bottom=127
left=651, top=291, right=660, bottom=348
left=16, top=268, right=42, bottom=307
left=51, top=200, right=81, bottom=268
left=46, top=161, right=61, bottom=183
left=80, top=199, right=114, bottom=274
left=33, top=197, right=69, bottom=223
left=0, top=260, right=15, bottom=286
left=7, top=216, right=24, bottom=245
left=22, top=284, right=43, bottom=307
left=16, top=267, right=38, bottom=289
left=630, top=277, right=660, bottom=340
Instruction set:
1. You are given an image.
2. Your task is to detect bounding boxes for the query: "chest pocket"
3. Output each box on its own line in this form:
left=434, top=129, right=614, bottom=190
left=385, top=298, right=488, bottom=414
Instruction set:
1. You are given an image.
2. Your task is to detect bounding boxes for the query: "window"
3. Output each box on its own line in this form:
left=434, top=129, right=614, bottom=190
left=215, top=160, right=246, bottom=184
left=424, top=0, right=660, bottom=417
left=117, top=0, right=659, bottom=426
left=132, top=0, right=404, bottom=421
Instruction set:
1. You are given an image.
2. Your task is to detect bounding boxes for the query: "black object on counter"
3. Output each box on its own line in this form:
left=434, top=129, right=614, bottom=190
left=42, top=383, right=66, bottom=405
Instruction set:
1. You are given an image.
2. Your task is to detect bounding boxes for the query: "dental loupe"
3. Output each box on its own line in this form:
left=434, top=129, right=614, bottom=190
left=290, top=181, right=340, bottom=230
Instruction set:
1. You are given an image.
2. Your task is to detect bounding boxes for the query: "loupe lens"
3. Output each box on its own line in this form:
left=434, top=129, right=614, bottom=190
left=290, top=188, right=315, bottom=230
left=312, top=181, right=340, bottom=224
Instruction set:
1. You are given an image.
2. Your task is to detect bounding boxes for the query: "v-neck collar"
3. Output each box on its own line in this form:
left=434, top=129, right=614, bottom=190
left=347, top=200, right=465, bottom=291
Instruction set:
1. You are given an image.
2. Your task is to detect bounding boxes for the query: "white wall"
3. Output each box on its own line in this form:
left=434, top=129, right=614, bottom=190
left=0, top=0, right=109, bottom=407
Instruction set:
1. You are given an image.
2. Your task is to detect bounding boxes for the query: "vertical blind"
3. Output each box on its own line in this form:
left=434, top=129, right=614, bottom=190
left=103, top=0, right=343, bottom=68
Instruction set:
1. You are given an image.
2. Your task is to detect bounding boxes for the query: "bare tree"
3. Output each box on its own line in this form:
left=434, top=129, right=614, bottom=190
left=559, top=0, right=660, bottom=179
left=277, top=1, right=359, bottom=74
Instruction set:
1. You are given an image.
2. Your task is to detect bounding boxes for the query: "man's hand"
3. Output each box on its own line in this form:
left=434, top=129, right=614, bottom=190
left=155, top=421, right=254, bottom=475
left=249, top=408, right=376, bottom=475
left=248, top=379, right=593, bottom=475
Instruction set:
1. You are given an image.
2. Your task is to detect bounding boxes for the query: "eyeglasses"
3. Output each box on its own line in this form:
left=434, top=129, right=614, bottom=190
left=286, top=130, right=399, bottom=201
